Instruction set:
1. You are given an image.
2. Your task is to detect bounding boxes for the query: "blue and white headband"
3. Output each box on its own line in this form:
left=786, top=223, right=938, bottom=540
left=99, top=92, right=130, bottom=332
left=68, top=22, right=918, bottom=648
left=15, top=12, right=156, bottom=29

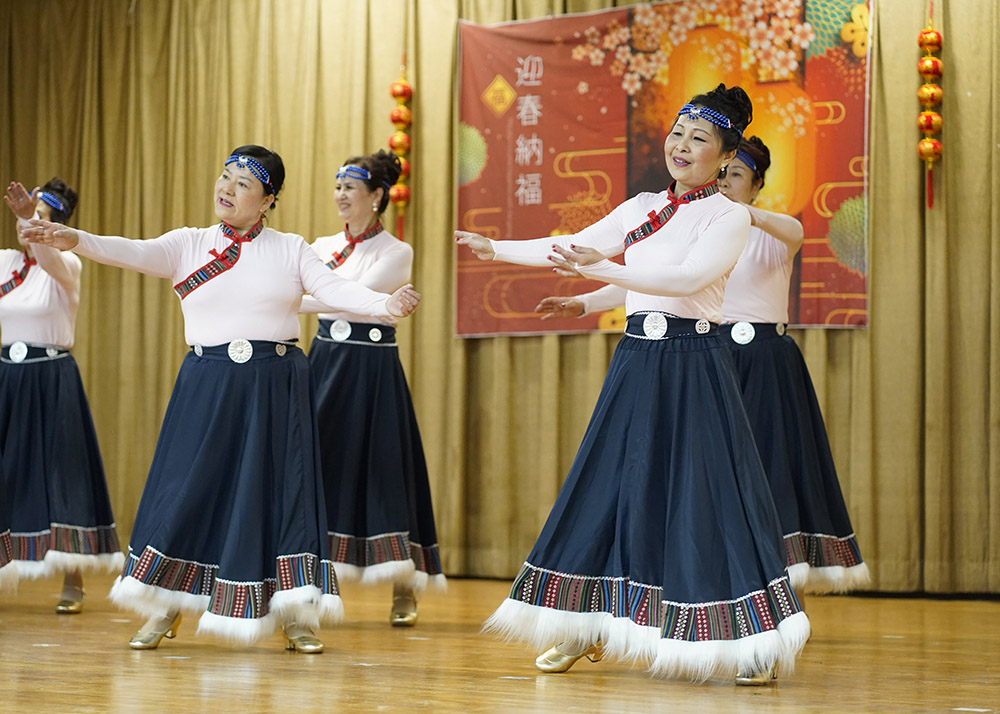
left=225, top=154, right=274, bottom=193
left=38, top=191, right=66, bottom=214
left=336, top=165, right=392, bottom=191
left=677, top=103, right=741, bottom=135
left=734, top=148, right=761, bottom=177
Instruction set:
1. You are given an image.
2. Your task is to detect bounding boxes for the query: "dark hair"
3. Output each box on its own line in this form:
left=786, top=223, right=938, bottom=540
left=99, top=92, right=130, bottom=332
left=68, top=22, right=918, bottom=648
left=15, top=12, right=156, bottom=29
left=40, top=177, right=78, bottom=224
left=340, top=149, right=402, bottom=214
left=228, top=144, right=285, bottom=204
left=739, top=136, right=771, bottom=189
left=687, top=83, right=753, bottom=152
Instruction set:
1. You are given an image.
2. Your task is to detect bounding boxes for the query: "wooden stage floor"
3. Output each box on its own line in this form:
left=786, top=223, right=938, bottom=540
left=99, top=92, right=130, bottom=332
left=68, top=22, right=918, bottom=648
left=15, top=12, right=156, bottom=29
left=1, top=575, right=997, bottom=713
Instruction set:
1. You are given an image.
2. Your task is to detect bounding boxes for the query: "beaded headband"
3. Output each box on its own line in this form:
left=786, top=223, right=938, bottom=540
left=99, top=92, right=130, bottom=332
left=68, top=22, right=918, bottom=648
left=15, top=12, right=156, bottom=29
left=336, top=165, right=392, bottom=191
left=734, top=148, right=762, bottom=177
left=677, top=103, right=741, bottom=135
left=38, top=191, right=66, bottom=214
left=225, top=154, right=274, bottom=193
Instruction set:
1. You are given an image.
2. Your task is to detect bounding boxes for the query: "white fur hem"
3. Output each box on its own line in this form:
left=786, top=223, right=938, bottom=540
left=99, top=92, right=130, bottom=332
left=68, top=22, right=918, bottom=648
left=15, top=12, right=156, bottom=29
left=484, top=599, right=810, bottom=683
left=196, top=611, right=279, bottom=645
left=333, top=560, right=447, bottom=595
left=108, top=575, right=211, bottom=619
left=798, top=562, right=872, bottom=594
left=0, top=563, right=18, bottom=592
left=14, top=550, right=124, bottom=580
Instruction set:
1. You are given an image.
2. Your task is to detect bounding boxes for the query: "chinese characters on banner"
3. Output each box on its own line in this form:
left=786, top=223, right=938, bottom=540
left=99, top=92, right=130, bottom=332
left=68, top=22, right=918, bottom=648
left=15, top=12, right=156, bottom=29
left=457, top=1, right=870, bottom=336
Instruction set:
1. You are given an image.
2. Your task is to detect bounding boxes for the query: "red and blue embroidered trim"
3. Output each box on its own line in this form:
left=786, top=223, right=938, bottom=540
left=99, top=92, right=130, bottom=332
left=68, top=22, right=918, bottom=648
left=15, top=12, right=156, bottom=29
left=784, top=532, right=864, bottom=570
left=508, top=561, right=802, bottom=641
left=0, top=254, right=37, bottom=297
left=623, top=181, right=720, bottom=249
left=173, top=220, right=264, bottom=299
left=10, top=523, right=121, bottom=561
left=123, top=545, right=340, bottom=620
left=0, top=530, right=12, bottom=568
left=325, top=221, right=384, bottom=269
left=330, top=531, right=444, bottom=576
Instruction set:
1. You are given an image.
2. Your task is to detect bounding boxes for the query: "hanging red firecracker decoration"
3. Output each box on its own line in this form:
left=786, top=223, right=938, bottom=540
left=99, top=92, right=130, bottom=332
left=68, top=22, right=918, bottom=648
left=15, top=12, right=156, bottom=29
left=389, top=55, right=413, bottom=241
left=917, top=5, right=942, bottom=209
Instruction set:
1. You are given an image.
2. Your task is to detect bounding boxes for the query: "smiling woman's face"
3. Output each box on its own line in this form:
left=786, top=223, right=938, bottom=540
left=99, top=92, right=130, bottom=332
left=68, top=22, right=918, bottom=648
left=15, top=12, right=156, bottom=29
left=214, top=163, right=273, bottom=232
left=662, top=112, right=734, bottom=195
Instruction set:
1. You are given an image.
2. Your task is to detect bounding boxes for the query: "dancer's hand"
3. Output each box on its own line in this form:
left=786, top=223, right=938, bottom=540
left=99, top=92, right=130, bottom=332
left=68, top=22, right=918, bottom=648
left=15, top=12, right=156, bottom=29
left=535, top=296, right=585, bottom=320
left=547, top=244, right=606, bottom=277
left=454, top=230, right=495, bottom=261
left=4, top=182, right=37, bottom=220
left=387, top=284, right=421, bottom=317
left=20, top=219, right=79, bottom=251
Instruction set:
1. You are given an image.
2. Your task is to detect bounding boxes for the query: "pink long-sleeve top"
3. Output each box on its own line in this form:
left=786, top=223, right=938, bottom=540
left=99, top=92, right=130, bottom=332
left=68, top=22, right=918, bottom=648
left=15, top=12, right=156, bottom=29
left=489, top=188, right=749, bottom=323
left=300, top=229, right=412, bottom=326
left=73, top=224, right=393, bottom=346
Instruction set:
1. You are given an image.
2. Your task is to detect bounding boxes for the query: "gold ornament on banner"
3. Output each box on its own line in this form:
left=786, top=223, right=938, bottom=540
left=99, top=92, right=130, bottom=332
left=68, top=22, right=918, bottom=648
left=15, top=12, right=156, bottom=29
left=917, top=4, right=942, bottom=209
left=389, top=54, right=412, bottom=241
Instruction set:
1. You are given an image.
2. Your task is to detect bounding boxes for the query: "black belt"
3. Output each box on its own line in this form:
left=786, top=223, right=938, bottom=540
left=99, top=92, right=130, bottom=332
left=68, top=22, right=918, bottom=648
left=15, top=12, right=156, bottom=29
left=316, top=319, right=396, bottom=346
left=720, top=322, right=787, bottom=345
left=1, top=342, right=71, bottom=364
left=624, top=312, right=718, bottom=340
left=190, top=339, right=298, bottom=363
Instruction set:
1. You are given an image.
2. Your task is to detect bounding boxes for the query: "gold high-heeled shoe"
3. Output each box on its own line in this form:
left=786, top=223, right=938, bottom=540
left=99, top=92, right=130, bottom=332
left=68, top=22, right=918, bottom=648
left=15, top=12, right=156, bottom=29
left=390, top=591, right=418, bottom=627
left=55, top=586, right=85, bottom=614
left=735, top=664, right=777, bottom=686
left=534, top=642, right=603, bottom=673
left=129, top=613, right=182, bottom=650
left=283, top=624, right=324, bottom=654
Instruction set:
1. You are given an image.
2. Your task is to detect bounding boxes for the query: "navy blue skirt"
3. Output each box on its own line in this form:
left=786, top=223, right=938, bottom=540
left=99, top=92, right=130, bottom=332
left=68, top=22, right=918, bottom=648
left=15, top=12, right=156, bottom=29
left=0, top=454, right=15, bottom=590
left=722, top=323, right=869, bottom=593
left=486, top=314, right=808, bottom=681
left=109, top=342, right=341, bottom=643
left=309, top=320, right=443, bottom=591
left=0, top=345, right=122, bottom=578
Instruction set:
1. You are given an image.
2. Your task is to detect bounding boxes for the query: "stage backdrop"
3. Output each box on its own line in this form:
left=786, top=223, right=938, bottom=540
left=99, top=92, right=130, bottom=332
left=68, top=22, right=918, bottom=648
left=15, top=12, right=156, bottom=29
left=457, top=0, right=870, bottom=336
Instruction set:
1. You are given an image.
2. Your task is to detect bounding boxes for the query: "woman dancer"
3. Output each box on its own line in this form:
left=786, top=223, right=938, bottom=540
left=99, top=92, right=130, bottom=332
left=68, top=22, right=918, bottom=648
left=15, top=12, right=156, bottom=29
left=2, top=179, right=123, bottom=612
left=22, top=145, right=420, bottom=653
left=457, top=85, right=808, bottom=685
left=301, top=150, right=443, bottom=626
left=539, top=137, right=870, bottom=594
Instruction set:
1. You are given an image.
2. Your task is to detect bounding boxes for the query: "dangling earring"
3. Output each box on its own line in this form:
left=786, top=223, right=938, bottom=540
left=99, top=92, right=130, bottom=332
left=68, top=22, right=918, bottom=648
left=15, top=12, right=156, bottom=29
left=372, top=201, right=379, bottom=212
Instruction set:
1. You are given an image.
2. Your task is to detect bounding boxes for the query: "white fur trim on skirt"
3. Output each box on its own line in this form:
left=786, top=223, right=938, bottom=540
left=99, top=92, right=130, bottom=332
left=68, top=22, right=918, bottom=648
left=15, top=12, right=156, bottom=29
left=333, top=560, right=448, bottom=595
left=484, top=598, right=811, bottom=683
left=798, top=561, right=872, bottom=594
left=0, top=562, right=18, bottom=592
left=14, top=550, right=125, bottom=579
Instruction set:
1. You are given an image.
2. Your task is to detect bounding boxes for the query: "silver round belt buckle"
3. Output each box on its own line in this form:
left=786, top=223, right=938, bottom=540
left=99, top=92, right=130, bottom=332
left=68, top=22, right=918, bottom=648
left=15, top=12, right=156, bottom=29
left=695, top=318, right=711, bottom=335
left=275, top=343, right=287, bottom=357
left=368, top=327, right=383, bottom=343
left=776, top=323, right=787, bottom=336
left=730, top=321, right=755, bottom=345
left=9, top=341, right=27, bottom=363
left=331, top=319, right=351, bottom=342
left=228, top=339, right=253, bottom=363
left=642, top=312, right=668, bottom=339
left=193, top=345, right=204, bottom=357
left=46, top=347, right=60, bottom=358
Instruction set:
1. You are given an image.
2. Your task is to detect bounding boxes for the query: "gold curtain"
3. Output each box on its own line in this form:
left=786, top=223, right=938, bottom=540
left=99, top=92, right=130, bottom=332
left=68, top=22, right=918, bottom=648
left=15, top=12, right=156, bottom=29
left=1, top=0, right=997, bottom=592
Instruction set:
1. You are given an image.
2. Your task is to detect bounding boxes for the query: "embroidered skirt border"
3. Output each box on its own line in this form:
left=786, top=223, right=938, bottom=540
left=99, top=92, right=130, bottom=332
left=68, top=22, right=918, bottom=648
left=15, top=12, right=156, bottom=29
left=122, top=545, right=339, bottom=620
left=11, top=523, right=121, bottom=561
left=330, top=531, right=444, bottom=576
left=509, top=561, right=802, bottom=642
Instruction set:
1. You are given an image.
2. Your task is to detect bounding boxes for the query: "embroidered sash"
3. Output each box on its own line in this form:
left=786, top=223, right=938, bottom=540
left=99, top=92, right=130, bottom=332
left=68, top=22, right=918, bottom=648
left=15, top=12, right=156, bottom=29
left=0, top=254, right=37, bottom=297
left=623, top=181, right=720, bottom=249
left=325, top=222, right=384, bottom=269
left=173, top=221, right=264, bottom=299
